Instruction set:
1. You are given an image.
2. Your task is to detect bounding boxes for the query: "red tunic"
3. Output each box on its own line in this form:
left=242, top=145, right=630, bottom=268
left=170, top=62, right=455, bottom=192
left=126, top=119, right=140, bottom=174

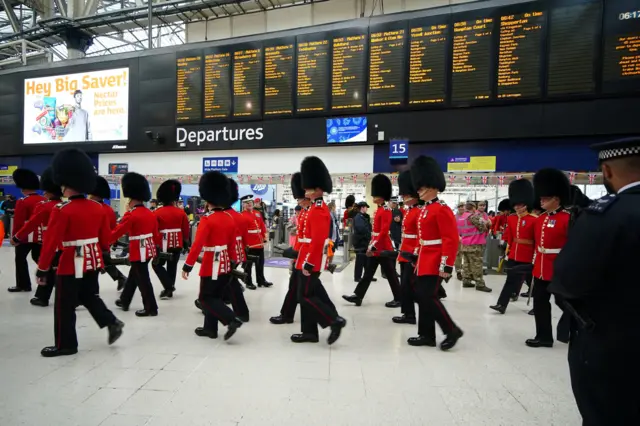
left=185, top=209, right=238, bottom=277
left=294, top=208, right=309, bottom=252
left=225, top=208, right=250, bottom=262
left=504, top=213, right=537, bottom=263
left=415, top=199, right=459, bottom=277
left=369, top=205, right=394, bottom=255
left=154, top=205, right=190, bottom=251
left=242, top=210, right=266, bottom=248
left=532, top=209, right=570, bottom=281
left=14, top=198, right=60, bottom=243
left=12, top=193, right=46, bottom=241
left=101, top=202, right=117, bottom=230
left=37, top=196, right=110, bottom=276
left=492, top=213, right=508, bottom=238
left=111, top=205, right=160, bottom=262
left=398, top=204, right=421, bottom=263
left=296, top=199, right=330, bottom=272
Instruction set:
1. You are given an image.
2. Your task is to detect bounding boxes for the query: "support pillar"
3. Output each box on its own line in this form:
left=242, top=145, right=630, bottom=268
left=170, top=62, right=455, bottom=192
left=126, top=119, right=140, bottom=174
left=63, top=28, right=93, bottom=59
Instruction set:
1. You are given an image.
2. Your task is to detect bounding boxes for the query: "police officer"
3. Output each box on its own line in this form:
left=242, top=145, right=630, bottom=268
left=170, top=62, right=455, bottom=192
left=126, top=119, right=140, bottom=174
left=550, top=137, right=640, bottom=426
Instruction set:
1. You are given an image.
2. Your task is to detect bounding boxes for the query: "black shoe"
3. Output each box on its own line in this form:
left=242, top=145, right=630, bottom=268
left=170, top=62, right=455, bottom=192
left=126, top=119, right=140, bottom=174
left=258, top=281, right=273, bottom=288
left=385, top=300, right=401, bottom=308
left=238, top=315, right=250, bottom=323
left=476, top=286, right=493, bottom=293
left=462, top=282, right=475, bottom=288
left=159, top=290, right=173, bottom=300
left=8, top=286, right=30, bottom=293
left=392, top=315, right=416, bottom=325
left=135, top=309, right=158, bottom=317
left=41, top=346, right=78, bottom=357
left=439, top=290, right=447, bottom=300
left=440, top=327, right=464, bottom=351
left=224, top=319, right=243, bottom=341
left=115, top=299, right=129, bottom=311
left=30, top=297, right=49, bottom=307
left=327, top=316, right=347, bottom=345
left=489, top=304, right=506, bottom=314
left=269, top=315, right=293, bottom=325
left=371, top=277, right=377, bottom=282
left=520, top=292, right=530, bottom=298
left=456, top=272, right=462, bottom=281
left=246, top=283, right=257, bottom=290
left=407, top=336, right=436, bottom=347
left=525, top=338, right=553, bottom=348
left=342, top=294, right=362, bottom=306
left=195, top=327, right=218, bottom=339
left=117, top=278, right=126, bottom=291
left=528, top=309, right=535, bottom=316
left=291, top=333, right=319, bottom=343
left=108, top=320, right=124, bottom=345
left=194, top=299, right=203, bottom=311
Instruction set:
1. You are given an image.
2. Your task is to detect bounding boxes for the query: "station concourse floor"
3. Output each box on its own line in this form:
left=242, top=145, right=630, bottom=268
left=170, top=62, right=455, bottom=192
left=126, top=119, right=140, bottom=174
left=0, top=248, right=581, bottom=426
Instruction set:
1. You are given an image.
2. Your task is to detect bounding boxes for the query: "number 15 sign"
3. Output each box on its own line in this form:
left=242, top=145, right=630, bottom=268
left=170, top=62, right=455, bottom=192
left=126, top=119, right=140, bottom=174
left=389, top=139, right=409, bottom=161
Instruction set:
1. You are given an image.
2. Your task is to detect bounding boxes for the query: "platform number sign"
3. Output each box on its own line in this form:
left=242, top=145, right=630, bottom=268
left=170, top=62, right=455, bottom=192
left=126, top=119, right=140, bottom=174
left=389, top=139, right=409, bottom=160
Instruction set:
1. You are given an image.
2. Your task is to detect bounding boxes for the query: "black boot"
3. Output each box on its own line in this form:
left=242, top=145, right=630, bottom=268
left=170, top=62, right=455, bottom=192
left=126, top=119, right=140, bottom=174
left=115, top=299, right=129, bottom=311
left=135, top=309, right=158, bottom=317
left=342, top=294, right=362, bottom=306
left=440, top=327, right=464, bottom=351
left=8, top=286, right=30, bottom=293
left=258, top=281, right=273, bottom=288
left=327, top=317, right=347, bottom=345
left=117, top=278, right=126, bottom=291
left=246, top=283, right=257, bottom=290
left=224, top=318, right=243, bottom=341
left=407, top=336, right=436, bottom=347
left=525, top=338, right=553, bottom=348
left=270, top=315, right=293, bottom=325
left=41, top=346, right=78, bottom=357
left=108, top=320, right=125, bottom=345
left=384, top=300, right=401, bottom=308
left=30, top=297, right=49, bottom=307
left=489, top=304, right=506, bottom=314
left=159, top=290, right=173, bottom=300
left=195, top=327, right=218, bottom=339
left=392, top=315, right=416, bottom=324
left=291, top=333, right=319, bottom=343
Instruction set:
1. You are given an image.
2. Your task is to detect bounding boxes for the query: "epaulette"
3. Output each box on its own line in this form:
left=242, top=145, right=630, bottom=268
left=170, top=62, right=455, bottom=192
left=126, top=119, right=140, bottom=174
left=383, top=205, right=391, bottom=210
left=438, top=200, right=447, bottom=206
left=55, top=200, right=70, bottom=209
left=204, top=211, right=214, bottom=217
left=509, top=213, right=517, bottom=216
left=315, top=199, right=323, bottom=207
left=88, top=199, right=101, bottom=205
left=586, top=194, right=617, bottom=214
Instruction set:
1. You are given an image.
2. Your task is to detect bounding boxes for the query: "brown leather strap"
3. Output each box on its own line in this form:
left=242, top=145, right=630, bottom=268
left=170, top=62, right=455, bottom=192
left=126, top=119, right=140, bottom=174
left=514, top=238, right=534, bottom=245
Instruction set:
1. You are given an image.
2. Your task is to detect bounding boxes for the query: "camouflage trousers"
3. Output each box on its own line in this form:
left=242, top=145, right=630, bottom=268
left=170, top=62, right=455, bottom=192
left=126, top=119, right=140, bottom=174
left=461, top=244, right=485, bottom=287
left=454, top=243, right=463, bottom=270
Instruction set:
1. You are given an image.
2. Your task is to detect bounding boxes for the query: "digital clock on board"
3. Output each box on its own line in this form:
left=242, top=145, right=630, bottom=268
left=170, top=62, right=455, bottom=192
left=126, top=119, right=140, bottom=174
left=619, top=11, right=640, bottom=20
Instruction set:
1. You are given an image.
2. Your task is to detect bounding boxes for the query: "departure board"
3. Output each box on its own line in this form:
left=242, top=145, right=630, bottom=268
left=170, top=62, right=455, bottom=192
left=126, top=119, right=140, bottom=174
left=331, top=33, right=367, bottom=111
left=233, top=48, right=262, bottom=118
left=497, top=10, right=545, bottom=99
left=264, top=43, right=294, bottom=116
left=297, top=38, right=330, bottom=113
left=451, top=16, right=495, bottom=102
left=547, top=2, right=600, bottom=96
left=176, top=54, right=202, bottom=122
left=409, top=22, right=449, bottom=104
left=369, top=27, right=406, bottom=108
left=204, top=51, right=231, bottom=119
left=603, top=0, right=640, bottom=92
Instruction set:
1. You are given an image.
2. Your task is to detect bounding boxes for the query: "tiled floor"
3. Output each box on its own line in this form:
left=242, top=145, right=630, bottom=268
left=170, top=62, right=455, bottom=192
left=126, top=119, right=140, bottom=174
left=0, top=248, right=581, bottom=426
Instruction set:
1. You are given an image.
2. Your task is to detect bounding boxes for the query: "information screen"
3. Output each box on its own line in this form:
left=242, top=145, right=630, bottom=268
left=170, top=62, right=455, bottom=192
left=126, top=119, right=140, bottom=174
left=368, top=26, right=406, bottom=108
left=204, top=51, right=231, bottom=119
left=176, top=53, right=203, bottom=122
left=547, top=1, right=600, bottom=96
left=408, top=21, right=449, bottom=105
left=264, top=43, right=294, bottom=116
left=297, top=37, right=330, bottom=113
left=233, top=47, right=262, bottom=118
left=331, top=33, right=367, bottom=111
left=497, top=10, right=545, bottom=99
left=451, top=15, right=495, bottom=102
left=602, top=0, right=640, bottom=93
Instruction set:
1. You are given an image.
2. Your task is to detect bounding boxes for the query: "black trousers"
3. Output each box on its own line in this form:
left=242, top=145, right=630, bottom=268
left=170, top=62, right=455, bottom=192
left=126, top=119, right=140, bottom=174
left=34, top=252, right=61, bottom=302
left=353, top=256, right=401, bottom=301
left=298, top=272, right=338, bottom=337
left=497, top=260, right=533, bottom=307
left=226, top=276, right=249, bottom=318
left=532, top=278, right=567, bottom=342
left=151, top=249, right=181, bottom=292
left=353, top=252, right=366, bottom=281
left=54, top=272, right=117, bottom=350
left=104, top=265, right=127, bottom=285
left=400, top=262, right=416, bottom=317
left=120, top=261, right=158, bottom=313
left=243, top=247, right=267, bottom=285
left=280, top=269, right=300, bottom=319
left=15, top=243, right=41, bottom=290
left=415, top=275, right=457, bottom=340
left=199, top=275, right=236, bottom=333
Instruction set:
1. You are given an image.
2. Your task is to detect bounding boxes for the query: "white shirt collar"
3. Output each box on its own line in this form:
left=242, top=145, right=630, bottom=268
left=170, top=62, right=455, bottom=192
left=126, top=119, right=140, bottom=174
left=618, top=181, right=640, bottom=194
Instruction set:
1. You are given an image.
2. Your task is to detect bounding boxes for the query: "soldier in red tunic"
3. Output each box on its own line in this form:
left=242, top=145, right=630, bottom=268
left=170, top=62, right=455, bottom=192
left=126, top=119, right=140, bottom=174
left=152, top=179, right=190, bottom=300
left=343, top=174, right=401, bottom=308
left=240, top=194, right=272, bottom=289
left=182, top=172, right=243, bottom=340
left=8, top=168, right=45, bottom=292
left=526, top=168, right=571, bottom=348
left=89, top=176, right=128, bottom=291
left=13, top=168, right=62, bottom=306
left=36, top=149, right=123, bottom=357
left=409, top=156, right=463, bottom=350
left=490, top=179, right=537, bottom=314
left=113, top=172, right=160, bottom=317
left=293, top=156, right=346, bottom=344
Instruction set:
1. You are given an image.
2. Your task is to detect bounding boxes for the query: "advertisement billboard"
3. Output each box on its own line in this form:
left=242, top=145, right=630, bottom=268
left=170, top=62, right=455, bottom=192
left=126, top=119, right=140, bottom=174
left=23, top=68, right=129, bottom=144
left=326, top=117, right=367, bottom=143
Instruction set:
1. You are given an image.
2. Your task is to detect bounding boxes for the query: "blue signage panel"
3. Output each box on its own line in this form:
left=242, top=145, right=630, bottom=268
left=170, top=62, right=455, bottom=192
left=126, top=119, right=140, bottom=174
left=448, top=157, right=470, bottom=163
left=389, top=139, right=409, bottom=160
left=202, top=157, right=239, bottom=173
left=326, top=117, right=367, bottom=143
left=250, top=184, right=269, bottom=196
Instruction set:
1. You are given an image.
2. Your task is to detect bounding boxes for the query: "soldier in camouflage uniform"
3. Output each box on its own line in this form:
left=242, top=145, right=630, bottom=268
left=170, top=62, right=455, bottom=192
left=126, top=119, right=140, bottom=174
left=459, top=202, right=492, bottom=292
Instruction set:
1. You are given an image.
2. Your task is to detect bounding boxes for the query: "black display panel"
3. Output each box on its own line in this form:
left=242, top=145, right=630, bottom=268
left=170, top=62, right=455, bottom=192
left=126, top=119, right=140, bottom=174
left=497, top=8, right=545, bottom=99
left=368, top=24, right=406, bottom=108
left=176, top=52, right=203, bottom=122
left=547, top=1, right=600, bottom=96
left=408, top=18, right=449, bottom=105
left=451, top=14, right=495, bottom=103
left=331, top=32, right=367, bottom=112
left=204, top=49, right=231, bottom=120
left=297, top=35, right=330, bottom=114
left=602, top=0, right=640, bottom=93
left=233, top=46, right=262, bottom=118
left=264, top=40, right=294, bottom=116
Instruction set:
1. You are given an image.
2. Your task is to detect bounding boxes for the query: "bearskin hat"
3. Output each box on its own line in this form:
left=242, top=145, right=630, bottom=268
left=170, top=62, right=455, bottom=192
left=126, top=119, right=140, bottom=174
left=291, top=172, right=305, bottom=200
left=51, top=149, right=97, bottom=194
left=508, top=179, right=534, bottom=208
left=199, top=171, right=230, bottom=206
left=227, top=179, right=240, bottom=207
left=300, top=156, right=332, bottom=193
left=410, top=155, right=445, bottom=193
left=371, top=174, right=392, bottom=201
left=122, top=172, right=151, bottom=202
left=39, top=167, right=62, bottom=197
left=533, top=168, right=571, bottom=205
left=398, top=170, right=418, bottom=197
left=157, top=179, right=182, bottom=205
left=12, top=168, right=40, bottom=190
left=497, top=199, right=511, bottom=212
left=90, top=176, right=111, bottom=200
left=345, top=194, right=355, bottom=209
left=570, top=185, right=592, bottom=208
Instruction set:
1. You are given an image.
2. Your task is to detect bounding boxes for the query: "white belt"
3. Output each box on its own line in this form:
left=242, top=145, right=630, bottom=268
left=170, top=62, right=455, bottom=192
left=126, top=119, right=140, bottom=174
left=130, top=233, right=153, bottom=262
left=160, top=228, right=181, bottom=234
left=236, top=236, right=242, bottom=241
left=62, top=237, right=99, bottom=278
left=248, top=229, right=261, bottom=234
left=62, top=237, right=99, bottom=247
left=372, top=232, right=380, bottom=237
left=203, top=245, right=227, bottom=279
left=420, top=239, right=442, bottom=246
left=42, top=226, right=48, bottom=231
left=130, top=233, right=153, bottom=240
left=538, top=246, right=561, bottom=254
left=298, top=238, right=311, bottom=243
left=402, top=234, right=417, bottom=239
